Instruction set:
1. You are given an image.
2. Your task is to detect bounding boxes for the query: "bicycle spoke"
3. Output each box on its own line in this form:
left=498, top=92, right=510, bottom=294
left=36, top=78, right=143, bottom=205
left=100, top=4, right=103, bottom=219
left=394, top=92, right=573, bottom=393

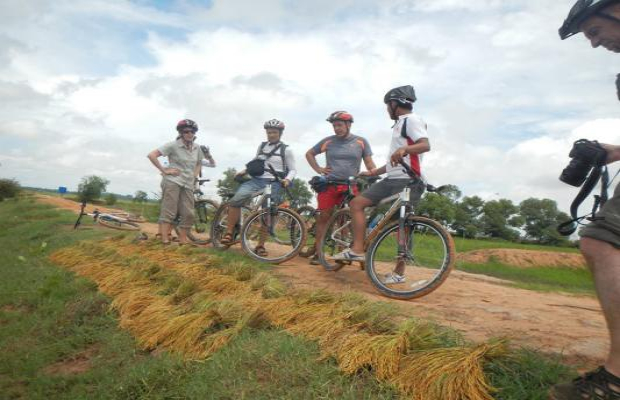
left=365, top=217, right=455, bottom=300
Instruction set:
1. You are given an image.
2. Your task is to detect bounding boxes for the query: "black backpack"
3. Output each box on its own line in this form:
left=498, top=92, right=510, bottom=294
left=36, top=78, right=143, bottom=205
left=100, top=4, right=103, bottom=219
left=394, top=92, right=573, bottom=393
left=246, top=142, right=288, bottom=178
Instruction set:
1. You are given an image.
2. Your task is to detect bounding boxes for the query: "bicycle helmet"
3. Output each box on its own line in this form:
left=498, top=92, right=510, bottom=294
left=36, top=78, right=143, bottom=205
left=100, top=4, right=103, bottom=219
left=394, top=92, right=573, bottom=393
left=559, top=0, right=620, bottom=39
left=264, top=119, right=285, bottom=131
left=176, top=119, right=199, bottom=132
left=383, top=85, right=417, bottom=106
left=326, top=111, right=354, bottom=123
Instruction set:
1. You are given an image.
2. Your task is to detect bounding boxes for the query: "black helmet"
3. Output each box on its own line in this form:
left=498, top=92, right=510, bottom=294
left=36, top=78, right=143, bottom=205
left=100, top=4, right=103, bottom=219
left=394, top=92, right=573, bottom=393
left=383, top=85, right=417, bottom=106
left=559, top=0, right=620, bottom=39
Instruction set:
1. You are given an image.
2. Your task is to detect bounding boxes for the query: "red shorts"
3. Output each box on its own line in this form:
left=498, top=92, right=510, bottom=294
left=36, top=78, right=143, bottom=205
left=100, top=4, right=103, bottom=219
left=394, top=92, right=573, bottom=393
left=317, top=184, right=358, bottom=211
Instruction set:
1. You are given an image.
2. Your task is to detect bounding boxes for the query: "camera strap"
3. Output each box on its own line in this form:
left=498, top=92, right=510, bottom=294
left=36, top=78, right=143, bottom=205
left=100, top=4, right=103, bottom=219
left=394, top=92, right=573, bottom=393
left=558, top=166, right=609, bottom=235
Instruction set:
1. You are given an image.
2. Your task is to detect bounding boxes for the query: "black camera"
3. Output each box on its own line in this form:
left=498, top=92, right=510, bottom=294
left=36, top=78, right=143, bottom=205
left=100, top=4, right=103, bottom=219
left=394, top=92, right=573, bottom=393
left=559, top=139, right=607, bottom=187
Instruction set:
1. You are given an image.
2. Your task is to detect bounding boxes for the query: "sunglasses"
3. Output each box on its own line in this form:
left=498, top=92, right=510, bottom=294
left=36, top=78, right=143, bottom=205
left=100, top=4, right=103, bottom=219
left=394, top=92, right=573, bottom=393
left=181, top=129, right=196, bottom=134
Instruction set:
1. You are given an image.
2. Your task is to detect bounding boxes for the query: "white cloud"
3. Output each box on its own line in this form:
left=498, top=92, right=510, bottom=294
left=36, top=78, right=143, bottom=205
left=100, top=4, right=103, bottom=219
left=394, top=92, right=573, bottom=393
left=0, top=0, right=619, bottom=212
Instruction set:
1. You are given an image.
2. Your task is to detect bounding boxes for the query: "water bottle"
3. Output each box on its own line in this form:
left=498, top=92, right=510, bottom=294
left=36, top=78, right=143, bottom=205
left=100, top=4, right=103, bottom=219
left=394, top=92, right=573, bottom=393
left=368, top=213, right=384, bottom=230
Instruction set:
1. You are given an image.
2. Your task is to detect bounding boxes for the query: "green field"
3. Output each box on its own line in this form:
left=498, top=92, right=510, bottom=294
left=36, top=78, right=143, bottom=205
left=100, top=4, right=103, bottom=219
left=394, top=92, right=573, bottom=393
left=0, top=195, right=580, bottom=399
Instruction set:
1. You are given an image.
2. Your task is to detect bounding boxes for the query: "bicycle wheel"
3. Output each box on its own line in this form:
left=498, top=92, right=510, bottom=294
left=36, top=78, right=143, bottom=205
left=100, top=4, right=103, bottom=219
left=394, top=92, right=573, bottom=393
left=210, top=202, right=250, bottom=249
left=241, top=208, right=306, bottom=264
left=98, top=215, right=140, bottom=231
left=365, top=216, right=455, bottom=300
left=187, top=199, right=219, bottom=244
left=296, top=206, right=317, bottom=258
left=317, top=209, right=353, bottom=271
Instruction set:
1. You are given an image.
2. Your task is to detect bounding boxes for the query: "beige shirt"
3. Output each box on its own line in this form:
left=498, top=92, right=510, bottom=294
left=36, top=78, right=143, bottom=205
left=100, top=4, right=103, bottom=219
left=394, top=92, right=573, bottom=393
left=158, top=139, right=204, bottom=189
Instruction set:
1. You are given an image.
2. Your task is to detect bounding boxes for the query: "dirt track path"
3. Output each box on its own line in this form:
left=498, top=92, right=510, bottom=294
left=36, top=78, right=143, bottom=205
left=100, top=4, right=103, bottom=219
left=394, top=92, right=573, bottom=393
left=38, top=194, right=608, bottom=367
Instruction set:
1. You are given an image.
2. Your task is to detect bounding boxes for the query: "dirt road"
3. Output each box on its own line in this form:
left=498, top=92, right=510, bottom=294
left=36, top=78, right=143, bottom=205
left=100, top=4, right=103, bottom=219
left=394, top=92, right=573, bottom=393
left=38, top=194, right=608, bottom=367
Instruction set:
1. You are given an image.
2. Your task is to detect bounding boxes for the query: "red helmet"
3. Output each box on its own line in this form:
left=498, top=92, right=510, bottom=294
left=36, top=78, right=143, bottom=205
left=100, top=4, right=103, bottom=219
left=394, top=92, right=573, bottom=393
left=264, top=119, right=285, bottom=130
left=176, top=119, right=198, bottom=132
left=326, top=111, right=354, bottom=123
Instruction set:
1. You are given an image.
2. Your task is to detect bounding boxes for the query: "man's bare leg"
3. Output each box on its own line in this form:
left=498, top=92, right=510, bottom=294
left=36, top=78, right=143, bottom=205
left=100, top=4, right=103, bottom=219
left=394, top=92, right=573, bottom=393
left=580, top=237, right=620, bottom=377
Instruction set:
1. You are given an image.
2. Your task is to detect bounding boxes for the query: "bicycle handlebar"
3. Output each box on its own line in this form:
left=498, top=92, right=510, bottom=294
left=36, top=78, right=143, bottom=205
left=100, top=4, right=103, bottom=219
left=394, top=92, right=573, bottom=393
left=397, top=159, right=450, bottom=195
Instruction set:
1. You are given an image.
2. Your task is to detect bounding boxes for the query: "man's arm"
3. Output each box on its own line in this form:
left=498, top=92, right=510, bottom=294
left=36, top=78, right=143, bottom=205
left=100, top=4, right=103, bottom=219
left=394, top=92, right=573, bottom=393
left=602, top=144, right=620, bottom=164
left=306, top=149, right=332, bottom=175
left=361, top=165, right=386, bottom=177
left=390, top=138, right=430, bottom=166
left=362, top=155, right=377, bottom=172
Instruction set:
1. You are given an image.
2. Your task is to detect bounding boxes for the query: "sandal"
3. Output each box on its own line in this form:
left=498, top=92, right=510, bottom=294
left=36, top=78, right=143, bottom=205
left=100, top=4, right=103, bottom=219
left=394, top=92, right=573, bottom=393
left=254, top=245, right=268, bottom=257
left=220, top=232, right=234, bottom=245
left=549, top=366, right=620, bottom=400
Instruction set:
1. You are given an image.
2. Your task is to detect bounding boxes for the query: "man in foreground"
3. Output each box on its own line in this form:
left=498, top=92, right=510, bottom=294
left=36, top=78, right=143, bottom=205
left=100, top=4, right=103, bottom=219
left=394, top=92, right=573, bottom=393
left=552, top=1, right=620, bottom=398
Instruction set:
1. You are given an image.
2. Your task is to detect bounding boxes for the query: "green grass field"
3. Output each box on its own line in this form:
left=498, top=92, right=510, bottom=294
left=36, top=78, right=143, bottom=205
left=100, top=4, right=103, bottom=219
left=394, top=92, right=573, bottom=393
left=2, top=195, right=593, bottom=399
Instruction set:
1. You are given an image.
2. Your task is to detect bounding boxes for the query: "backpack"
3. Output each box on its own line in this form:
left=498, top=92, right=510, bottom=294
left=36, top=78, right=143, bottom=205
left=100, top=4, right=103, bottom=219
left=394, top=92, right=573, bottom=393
left=246, top=142, right=288, bottom=178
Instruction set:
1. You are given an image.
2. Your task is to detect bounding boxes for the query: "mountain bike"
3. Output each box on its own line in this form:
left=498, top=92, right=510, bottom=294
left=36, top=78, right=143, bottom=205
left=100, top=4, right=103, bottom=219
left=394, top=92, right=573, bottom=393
left=173, top=178, right=219, bottom=244
left=211, top=167, right=307, bottom=264
left=74, top=201, right=141, bottom=231
left=318, top=161, right=455, bottom=300
left=315, top=176, right=380, bottom=269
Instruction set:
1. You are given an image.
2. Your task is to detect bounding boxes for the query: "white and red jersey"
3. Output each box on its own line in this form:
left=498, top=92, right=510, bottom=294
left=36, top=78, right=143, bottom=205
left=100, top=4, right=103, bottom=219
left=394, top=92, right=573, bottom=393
left=386, top=112, right=428, bottom=180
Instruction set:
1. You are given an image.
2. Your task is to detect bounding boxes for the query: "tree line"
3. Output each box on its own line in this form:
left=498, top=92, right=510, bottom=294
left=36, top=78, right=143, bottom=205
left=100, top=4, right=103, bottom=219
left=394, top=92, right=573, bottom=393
left=77, top=172, right=572, bottom=246
left=415, top=185, right=572, bottom=246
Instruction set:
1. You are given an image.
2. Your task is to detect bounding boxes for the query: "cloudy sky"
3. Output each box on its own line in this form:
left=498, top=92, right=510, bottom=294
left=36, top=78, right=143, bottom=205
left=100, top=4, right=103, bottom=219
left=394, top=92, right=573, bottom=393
left=1, top=0, right=619, bottom=212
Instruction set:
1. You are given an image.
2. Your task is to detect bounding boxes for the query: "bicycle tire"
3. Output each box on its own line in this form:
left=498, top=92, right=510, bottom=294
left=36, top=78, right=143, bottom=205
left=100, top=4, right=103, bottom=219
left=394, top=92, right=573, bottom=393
left=365, top=216, right=455, bottom=300
left=241, top=208, right=307, bottom=264
left=210, top=202, right=250, bottom=250
left=186, top=199, right=219, bottom=244
left=317, top=208, right=353, bottom=271
left=296, top=206, right=317, bottom=258
left=98, top=215, right=141, bottom=231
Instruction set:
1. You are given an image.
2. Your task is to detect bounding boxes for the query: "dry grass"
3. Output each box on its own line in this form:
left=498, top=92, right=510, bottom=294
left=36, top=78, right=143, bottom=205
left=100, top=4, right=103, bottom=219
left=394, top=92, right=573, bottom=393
left=50, top=238, right=509, bottom=399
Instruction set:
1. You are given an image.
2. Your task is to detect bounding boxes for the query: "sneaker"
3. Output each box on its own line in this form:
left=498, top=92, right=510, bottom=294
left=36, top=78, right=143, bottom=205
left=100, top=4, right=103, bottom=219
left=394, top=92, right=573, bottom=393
left=309, top=255, right=320, bottom=265
left=331, top=249, right=365, bottom=262
left=383, top=272, right=406, bottom=284
left=549, top=366, right=620, bottom=400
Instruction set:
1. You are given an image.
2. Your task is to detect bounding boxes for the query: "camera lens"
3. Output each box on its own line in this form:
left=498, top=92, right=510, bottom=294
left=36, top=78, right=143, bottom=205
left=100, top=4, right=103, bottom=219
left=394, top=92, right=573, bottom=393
left=559, top=159, right=591, bottom=187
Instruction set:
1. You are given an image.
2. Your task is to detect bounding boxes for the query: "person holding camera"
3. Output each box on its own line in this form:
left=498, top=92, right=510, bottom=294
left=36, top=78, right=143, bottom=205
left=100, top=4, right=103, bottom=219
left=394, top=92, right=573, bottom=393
left=552, top=1, right=620, bottom=399
left=219, top=119, right=296, bottom=256
left=147, top=119, right=205, bottom=245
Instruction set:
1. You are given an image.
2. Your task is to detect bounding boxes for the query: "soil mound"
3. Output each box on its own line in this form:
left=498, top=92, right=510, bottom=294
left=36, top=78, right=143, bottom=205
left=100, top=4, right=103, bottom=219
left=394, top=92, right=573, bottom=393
left=457, top=248, right=586, bottom=268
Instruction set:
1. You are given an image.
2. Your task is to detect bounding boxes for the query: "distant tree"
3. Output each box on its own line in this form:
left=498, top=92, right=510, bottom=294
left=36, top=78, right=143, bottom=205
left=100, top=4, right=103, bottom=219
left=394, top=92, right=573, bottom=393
left=216, top=168, right=241, bottom=199
left=439, top=184, right=462, bottom=202
left=480, top=198, right=521, bottom=240
left=452, top=195, right=485, bottom=238
left=77, top=175, right=109, bottom=203
left=104, top=193, right=118, bottom=205
left=133, top=190, right=148, bottom=203
left=286, top=178, right=313, bottom=208
left=417, top=192, right=456, bottom=226
left=0, top=178, right=20, bottom=201
left=519, top=198, right=571, bottom=245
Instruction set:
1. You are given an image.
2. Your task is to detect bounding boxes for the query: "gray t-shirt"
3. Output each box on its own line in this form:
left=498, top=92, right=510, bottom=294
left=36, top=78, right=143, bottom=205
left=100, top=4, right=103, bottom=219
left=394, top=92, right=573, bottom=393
left=311, top=134, right=372, bottom=180
left=158, top=139, right=204, bottom=189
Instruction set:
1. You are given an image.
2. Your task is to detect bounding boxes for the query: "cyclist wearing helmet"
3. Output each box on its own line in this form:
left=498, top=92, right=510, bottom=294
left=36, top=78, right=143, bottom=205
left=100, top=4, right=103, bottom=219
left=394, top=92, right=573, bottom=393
left=333, top=85, right=429, bottom=283
left=550, top=2, right=620, bottom=399
left=147, top=119, right=205, bottom=245
left=220, top=119, right=296, bottom=255
left=305, top=111, right=376, bottom=264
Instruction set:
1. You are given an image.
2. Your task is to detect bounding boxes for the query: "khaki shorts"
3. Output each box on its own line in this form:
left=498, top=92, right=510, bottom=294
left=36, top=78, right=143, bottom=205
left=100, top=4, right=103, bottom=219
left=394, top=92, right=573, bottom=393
left=159, top=180, right=194, bottom=228
left=579, top=182, right=620, bottom=248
